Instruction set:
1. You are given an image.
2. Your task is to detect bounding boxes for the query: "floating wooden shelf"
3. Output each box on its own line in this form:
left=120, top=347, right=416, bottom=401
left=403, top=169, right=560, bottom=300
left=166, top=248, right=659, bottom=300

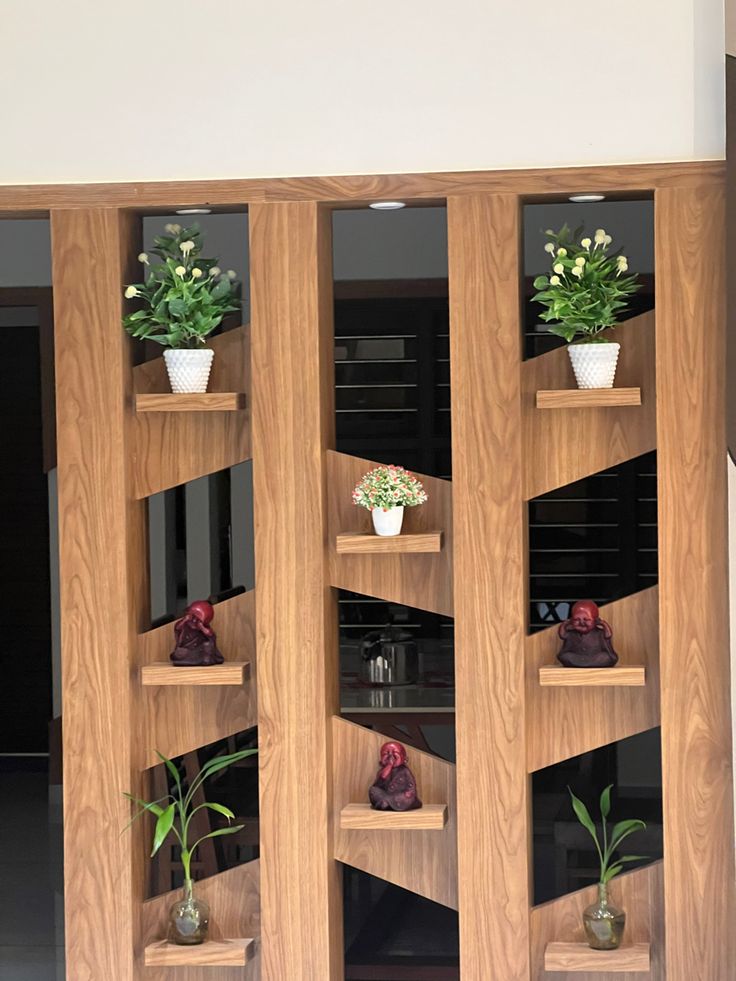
left=135, top=392, right=246, bottom=412
left=538, top=665, right=646, bottom=687
left=335, top=531, right=443, bottom=554
left=536, top=388, right=641, bottom=409
left=144, top=938, right=255, bottom=967
left=140, top=661, right=250, bottom=686
left=544, top=941, right=650, bottom=972
left=340, top=802, right=447, bottom=830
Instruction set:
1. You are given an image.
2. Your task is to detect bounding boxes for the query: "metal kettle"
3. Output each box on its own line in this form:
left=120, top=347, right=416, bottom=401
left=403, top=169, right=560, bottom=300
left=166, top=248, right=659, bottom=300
left=359, top=624, right=418, bottom=687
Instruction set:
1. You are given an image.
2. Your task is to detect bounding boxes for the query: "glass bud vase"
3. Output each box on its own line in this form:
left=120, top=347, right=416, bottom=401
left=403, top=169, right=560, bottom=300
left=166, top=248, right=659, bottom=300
left=168, top=879, right=210, bottom=946
left=583, top=882, right=626, bottom=950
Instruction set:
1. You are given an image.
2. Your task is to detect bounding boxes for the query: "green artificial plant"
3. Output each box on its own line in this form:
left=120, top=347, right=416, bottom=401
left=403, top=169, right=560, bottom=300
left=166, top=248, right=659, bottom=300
left=568, top=784, right=647, bottom=887
left=532, top=225, right=641, bottom=344
left=122, top=223, right=240, bottom=349
left=124, top=747, right=257, bottom=894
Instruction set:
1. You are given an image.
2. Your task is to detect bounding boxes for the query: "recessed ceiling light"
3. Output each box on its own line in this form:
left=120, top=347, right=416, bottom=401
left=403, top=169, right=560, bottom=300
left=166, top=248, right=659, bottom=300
left=369, top=201, right=406, bottom=211
left=568, top=193, right=606, bottom=203
left=175, top=207, right=212, bottom=215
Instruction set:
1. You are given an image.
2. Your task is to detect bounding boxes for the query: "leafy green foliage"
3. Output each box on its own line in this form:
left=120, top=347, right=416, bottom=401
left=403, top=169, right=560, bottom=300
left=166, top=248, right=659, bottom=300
left=122, top=223, right=241, bottom=350
left=568, top=784, right=647, bottom=886
left=532, top=225, right=641, bottom=344
left=123, top=747, right=257, bottom=884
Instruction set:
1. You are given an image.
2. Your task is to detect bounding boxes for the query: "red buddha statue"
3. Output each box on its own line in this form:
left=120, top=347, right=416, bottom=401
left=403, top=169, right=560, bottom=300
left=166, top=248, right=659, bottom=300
left=170, top=600, right=224, bottom=667
left=557, top=600, right=618, bottom=668
left=369, top=741, right=422, bottom=811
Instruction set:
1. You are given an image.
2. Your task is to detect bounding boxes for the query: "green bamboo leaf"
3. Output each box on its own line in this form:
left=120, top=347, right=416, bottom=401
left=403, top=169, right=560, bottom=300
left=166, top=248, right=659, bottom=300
left=609, top=818, right=646, bottom=849
left=603, top=863, right=623, bottom=883
left=568, top=788, right=598, bottom=843
left=151, top=803, right=176, bottom=857
left=191, top=801, right=236, bottom=822
left=615, top=855, right=648, bottom=864
left=155, top=751, right=182, bottom=795
left=599, top=784, right=613, bottom=819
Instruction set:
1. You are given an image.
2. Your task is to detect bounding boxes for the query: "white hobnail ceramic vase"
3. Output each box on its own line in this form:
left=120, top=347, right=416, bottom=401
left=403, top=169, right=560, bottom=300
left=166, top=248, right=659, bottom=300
left=163, top=348, right=215, bottom=394
left=372, top=506, right=404, bottom=536
left=567, top=342, right=620, bottom=389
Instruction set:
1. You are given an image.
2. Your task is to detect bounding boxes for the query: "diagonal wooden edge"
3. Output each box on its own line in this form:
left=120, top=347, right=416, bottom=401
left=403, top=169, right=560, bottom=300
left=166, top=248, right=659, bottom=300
left=140, top=858, right=261, bottom=977
left=326, top=450, right=453, bottom=616
left=332, top=717, right=458, bottom=909
left=521, top=312, right=656, bottom=500
left=131, top=324, right=251, bottom=498
left=136, top=589, right=257, bottom=768
left=526, top=587, right=660, bottom=772
left=530, top=861, right=664, bottom=979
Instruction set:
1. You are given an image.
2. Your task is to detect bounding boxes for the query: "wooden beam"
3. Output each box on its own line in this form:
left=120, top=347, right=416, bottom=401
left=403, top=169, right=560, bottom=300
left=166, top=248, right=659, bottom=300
left=448, top=194, right=531, bottom=979
left=655, top=184, right=736, bottom=979
left=250, top=201, right=343, bottom=980
left=51, top=207, right=146, bottom=981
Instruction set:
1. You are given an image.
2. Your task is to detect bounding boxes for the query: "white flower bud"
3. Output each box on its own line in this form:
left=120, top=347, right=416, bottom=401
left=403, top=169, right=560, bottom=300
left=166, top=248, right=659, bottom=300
left=124, top=285, right=139, bottom=299
left=226, top=270, right=237, bottom=281
left=549, top=275, right=561, bottom=286
left=209, top=266, right=221, bottom=277
left=179, top=240, right=195, bottom=255
left=138, top=252, right=149, bottom=264
left=191, top=267, right=203, bottom=279
left=175, top=265, right=186, bottom=277
left=575, top=256, right=586, bottom=267
left=553, top=263, right=564, bottom=275
left=165, top=223, right=182, bottom=235
left=544, top=242, right=556, bottom=254
left=581, top=237, right=592, bottom=248
left=557, top=247, right=567, bottom=256
left=571, top=266, right=583, bottom=278
left=604, top=234, right=612, bottom=246
left=594, top=228, right=606, bottom=244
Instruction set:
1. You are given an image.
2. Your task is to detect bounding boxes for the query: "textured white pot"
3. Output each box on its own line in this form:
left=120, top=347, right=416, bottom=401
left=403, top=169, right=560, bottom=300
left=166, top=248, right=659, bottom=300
left=372, top=506, right=404, bottom=536
left=164, top=348, right=215, bottom=394
left=567, top=342, right=620, bottom=389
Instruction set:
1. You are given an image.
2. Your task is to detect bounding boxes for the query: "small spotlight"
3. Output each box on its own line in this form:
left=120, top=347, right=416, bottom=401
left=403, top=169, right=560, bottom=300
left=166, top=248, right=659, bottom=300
left=568, top=194, right=606, bottom=203
left=175, top=207, right=212, bottom=215
left=369, top=201, right=406, bottom=211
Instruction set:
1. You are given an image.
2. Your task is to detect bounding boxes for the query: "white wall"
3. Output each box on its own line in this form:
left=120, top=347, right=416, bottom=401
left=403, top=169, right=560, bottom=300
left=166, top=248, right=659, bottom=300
left=0, top=0, right=725, bottom=185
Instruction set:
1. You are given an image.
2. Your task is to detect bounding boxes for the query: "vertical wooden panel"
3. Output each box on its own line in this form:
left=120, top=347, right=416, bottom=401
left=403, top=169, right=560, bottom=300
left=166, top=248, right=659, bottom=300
left=250, top=201, right=343, bottom=980
left=448, top=194, right=531, bottom=979
left=51, top=208, right=146, bottom=980
left=655, top=185, right=736, bottom=979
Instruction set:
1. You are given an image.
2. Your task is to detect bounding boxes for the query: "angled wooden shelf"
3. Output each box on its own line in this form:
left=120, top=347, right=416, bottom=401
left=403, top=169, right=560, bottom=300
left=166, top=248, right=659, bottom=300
left=340, top=802, right=447, bottom=830
left=140, top=661, right=250, bottom=686
left=538, top=665, right=646, bottom=687
left=335, top=531, right=443, bottom=554
left=135, top=392, right=246, bottom=412
left=544, top=941, right=650, bottom=972
left=536, top=387, right=641, bottom=409
left=144, top=938, right=255, bottom=967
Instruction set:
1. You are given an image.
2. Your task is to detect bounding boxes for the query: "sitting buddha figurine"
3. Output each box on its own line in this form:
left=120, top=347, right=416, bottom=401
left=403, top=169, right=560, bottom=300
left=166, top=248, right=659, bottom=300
left=556, top=599, right=618, bottom=668
left=170, top=600, right=224, bottom=667
left=369, top=740, right=422, bottom=812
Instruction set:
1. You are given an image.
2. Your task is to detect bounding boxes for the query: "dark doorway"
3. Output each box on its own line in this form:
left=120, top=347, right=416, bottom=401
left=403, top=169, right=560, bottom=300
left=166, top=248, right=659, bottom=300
left=0, top=289, right=55, bottom=754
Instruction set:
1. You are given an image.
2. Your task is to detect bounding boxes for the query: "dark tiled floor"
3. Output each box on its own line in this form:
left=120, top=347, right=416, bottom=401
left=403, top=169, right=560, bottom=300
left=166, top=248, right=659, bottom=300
left=0, top=770, right=64, bottom=979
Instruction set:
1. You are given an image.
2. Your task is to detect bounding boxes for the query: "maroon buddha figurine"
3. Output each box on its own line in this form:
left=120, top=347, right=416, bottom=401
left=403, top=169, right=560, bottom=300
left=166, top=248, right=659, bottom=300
left=369, top=741, right=422, bottom=812
left=557, top=600, right=618, bottom=668
left=170, top=600, right=224, bottom=667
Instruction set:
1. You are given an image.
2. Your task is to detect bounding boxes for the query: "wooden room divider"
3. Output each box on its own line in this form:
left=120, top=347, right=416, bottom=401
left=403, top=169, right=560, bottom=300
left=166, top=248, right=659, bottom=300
left=3, top=159, right=732, bottom=979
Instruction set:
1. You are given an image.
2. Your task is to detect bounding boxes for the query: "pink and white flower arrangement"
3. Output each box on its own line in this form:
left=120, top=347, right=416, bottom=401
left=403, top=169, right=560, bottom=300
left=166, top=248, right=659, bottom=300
left=352, top=465, right=428, bottom=512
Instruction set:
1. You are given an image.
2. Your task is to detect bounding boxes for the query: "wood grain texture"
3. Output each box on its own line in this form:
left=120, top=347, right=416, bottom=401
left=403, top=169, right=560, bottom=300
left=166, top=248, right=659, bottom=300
left=136, top=590, right=257, bottom=769
left=327, top=451, right=453, bottom=616
left=51, top=208, right=147, bottom=981
left=447, top=194, right=531, bottom=979
left=250, top=202, right=343, bottom=980
left=527, top=588, right=660, bottom=771
left=530, top=861, right=664, bottom=981
left=140, top=661, right=249, bottom=686
left=538, top=665, right=646, bottom=687
left=144, top=939, right=254, bottom=967
left=655, top=185, right=736, bottom=979
left=536, top=388, right=641, bottom=409
left=335, top=531, right=443, bottom=554
left=340, top=803, right=448, bottom=830
left=544, top=942, right=650, bottom=973
left=0, top=160, right=721, bottom=215
left=131, top=325, right=251, bottom=498
left=135, top=391, right=246, bottom=412
left=141, top=859, right=261, bottom=981
left=332, top=717, right=457, bottom=908
left=522, top=313, right=656, bottom=500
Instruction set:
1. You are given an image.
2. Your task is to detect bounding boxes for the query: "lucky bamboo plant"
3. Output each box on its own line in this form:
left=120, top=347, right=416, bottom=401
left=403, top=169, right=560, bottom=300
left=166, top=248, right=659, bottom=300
left=124, top=747, right=257, bottom=944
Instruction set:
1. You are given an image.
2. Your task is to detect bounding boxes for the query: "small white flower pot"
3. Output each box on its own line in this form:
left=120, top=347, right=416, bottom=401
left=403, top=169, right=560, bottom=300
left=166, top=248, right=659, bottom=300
left=567, top=342, right=620, bottom=389
left=163, top=348, right=215, bottom=394
left=372, top=506, right=404, bottom=536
